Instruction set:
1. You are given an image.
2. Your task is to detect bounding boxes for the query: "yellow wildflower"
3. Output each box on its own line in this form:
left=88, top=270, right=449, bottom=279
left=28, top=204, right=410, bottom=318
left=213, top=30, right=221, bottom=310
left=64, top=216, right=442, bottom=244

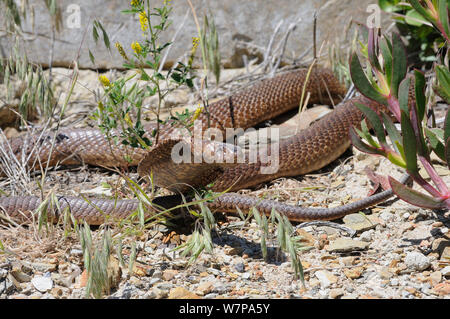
left=115, top=42, right=129, bottom=60
left=99, top=75, right=111, bottom=87
left=188, top=37, right=200, bottom=66
left=192, top=37, right=200, bottom=50
left=163, top=0, right=172, bottom=5
left=131, top=41, right=142, bottom=55
left=191, top=105, right=204, bottom=122
left=139, top=11, right=148, bottom=32
left=130, top=0, right=140, bottom=6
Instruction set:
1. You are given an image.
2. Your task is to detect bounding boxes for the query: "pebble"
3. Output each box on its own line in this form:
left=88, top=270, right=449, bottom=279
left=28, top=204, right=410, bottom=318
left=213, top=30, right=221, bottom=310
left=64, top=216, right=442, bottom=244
left=329, top=288, right=344, bottom=299
left=31, top=274, right=53, bottom=292
left=162, top=269, right=178, bottom=281
left=343, top=267, right=364, bottom=279
left=441, top=266, right=450, bottom=277
left=0, top=269, right=8, bottom=280
left=378, top=267, right=393, bottom=279
left=379, top=209, right=395, bottom=222
left=70, top=249, right=83, bottom=257
left=196, top=282, right=214, bottom=295
left=404, top=252, right=431, bottom=271
left=343, top=214, right=379, bottom=232
left=359, top=230, right=374, bottom=242
left=168, top=287, right=200, bottom=299
left=234, top=262, right=245, bottom=273
left=11, top=269, right=32, bottom=283
left=31, top=262, right=57, bottom=273
left=327, top=238, right=370, bottom=253
left=432, top=281, right=450, bottom=296
left=314, top=270, right=338, bottom=289
left=441, top=246, right=450, bottom=261
left=429, top=271, right=442, bottom=285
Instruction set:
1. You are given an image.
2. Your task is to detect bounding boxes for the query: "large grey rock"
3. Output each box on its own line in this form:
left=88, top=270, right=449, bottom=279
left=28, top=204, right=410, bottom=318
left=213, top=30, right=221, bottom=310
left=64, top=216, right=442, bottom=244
left=0, top=0, right=390, bottom=69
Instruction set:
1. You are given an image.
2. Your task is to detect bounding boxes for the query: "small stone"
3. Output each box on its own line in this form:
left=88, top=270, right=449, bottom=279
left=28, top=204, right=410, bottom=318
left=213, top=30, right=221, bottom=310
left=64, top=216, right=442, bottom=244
left=327, top=238, right=369, bottom=253
left=168, top=287, right=200, bottom=299
left=196, top=281, right=214, bottom=296
left=341, top=256, right=357, bottom=266
left=343, top=267, right=364, bottom=279
left=31, top=275, right=53, bottom=292
left=404, top=252, right=431, bottom=271
left=31, top=262, right=57, bottom=273
left=146, top=275, right=159, bottom=284
left=431, top=238, right=450, bottom=255
left=390, top=278, right=399, bottom=286
left=378, top=267, right=393, bottom=280
left=0, top=269, right=8, bottom=280
left=431, top=281, right=450, bottom=296
left=329, top=288, right=344, bottom=299
left=441, top=266, right=450, bottom=277
left=314, top=270, right=338, bottom=288
left=234, top=262, right=245, bottom=273
left=295, top=228, right=316, bottom=247
left=441, top=246, right=450, bottom=261
left=10, top=269, right=32, bottom=283
left=343, top=213, right=379, bottom=232
left=162, top=269, right=178, bottom=281
left=379, top=209, right=395, bottom=222
left=429, top=271, right=442, bottom=285
left=241, top=272, right=251, bottom=280
left=70, top=249, right=83, bottom=257
left=225, top=247, right=243, bottom=256
left=152, top=287, right=168, bottom=299
left=50, top=287, right=63, bottom=298
left=359, top=230, right=374, bottom=242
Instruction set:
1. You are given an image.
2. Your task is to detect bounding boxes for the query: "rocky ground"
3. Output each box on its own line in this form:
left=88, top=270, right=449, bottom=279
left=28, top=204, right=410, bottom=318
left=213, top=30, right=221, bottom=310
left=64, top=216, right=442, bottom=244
left=0, top=67, right=449, bottom=299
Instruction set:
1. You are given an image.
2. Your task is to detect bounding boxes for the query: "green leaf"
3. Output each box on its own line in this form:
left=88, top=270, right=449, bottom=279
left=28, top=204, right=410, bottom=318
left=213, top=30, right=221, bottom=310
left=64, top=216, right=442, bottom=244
left=398, top=76, right=411, bottom=114
left=379, top=0, right=401, bottom=12
left=88, top=50, right=95, bottom=65
left=435, top=65, right=450, bottom=104
left=425, top=127, right=446, bottom=161
left=405, top=9, right=427, bottom=26
left=355, top=103, right=386, bottom=145
left=445, top=108, right=450, bottom=143
left=382, top=112, right=402, bottom=153
left=408, top=0, right=434, bottom=22
left=361, top=119, right=381, bottom=148
left=368, top=28, right=382, bottom=71
left=401, top=110, right=418, bottom=173
left=438, top=0, right=450, bottom=38
left=446, top=137, right=450, bottom=169
left=349, top=126, right=384, bottom=155
left=389, top=176, right=446, bottom=209
left=414, top=69, right=426, bottom=121
left=379, top=37, right=393, bottom=85
left=350, top=52, right=388, bottom=105
left=390, top=33, right=407, bottom=98
left=92, top=24, right=99, bottom=43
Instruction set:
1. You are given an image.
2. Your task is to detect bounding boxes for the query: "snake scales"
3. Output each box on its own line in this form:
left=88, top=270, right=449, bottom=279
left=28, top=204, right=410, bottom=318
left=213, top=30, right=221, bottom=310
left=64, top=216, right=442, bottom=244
left=0, top=67, right=399, bottom=225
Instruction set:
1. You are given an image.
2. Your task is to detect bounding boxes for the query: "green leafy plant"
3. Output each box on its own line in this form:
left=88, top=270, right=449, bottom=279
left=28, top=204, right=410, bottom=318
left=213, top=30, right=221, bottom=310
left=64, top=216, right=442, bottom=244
left=378, top=0, right=449, bottom=65
left=349, top=0, right=450, bottom=210
left=92, top=0, right=195, bottom=149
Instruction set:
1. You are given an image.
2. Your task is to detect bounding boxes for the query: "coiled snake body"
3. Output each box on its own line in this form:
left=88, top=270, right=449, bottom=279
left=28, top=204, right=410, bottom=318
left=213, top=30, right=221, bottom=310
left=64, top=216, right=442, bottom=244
left=0, top=67, right=398, bottom=225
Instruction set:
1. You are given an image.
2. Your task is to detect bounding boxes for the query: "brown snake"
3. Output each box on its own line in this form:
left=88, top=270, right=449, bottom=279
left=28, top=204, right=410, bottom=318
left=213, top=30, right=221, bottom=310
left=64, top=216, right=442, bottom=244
left=0, top=67, right=403, bottom=225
